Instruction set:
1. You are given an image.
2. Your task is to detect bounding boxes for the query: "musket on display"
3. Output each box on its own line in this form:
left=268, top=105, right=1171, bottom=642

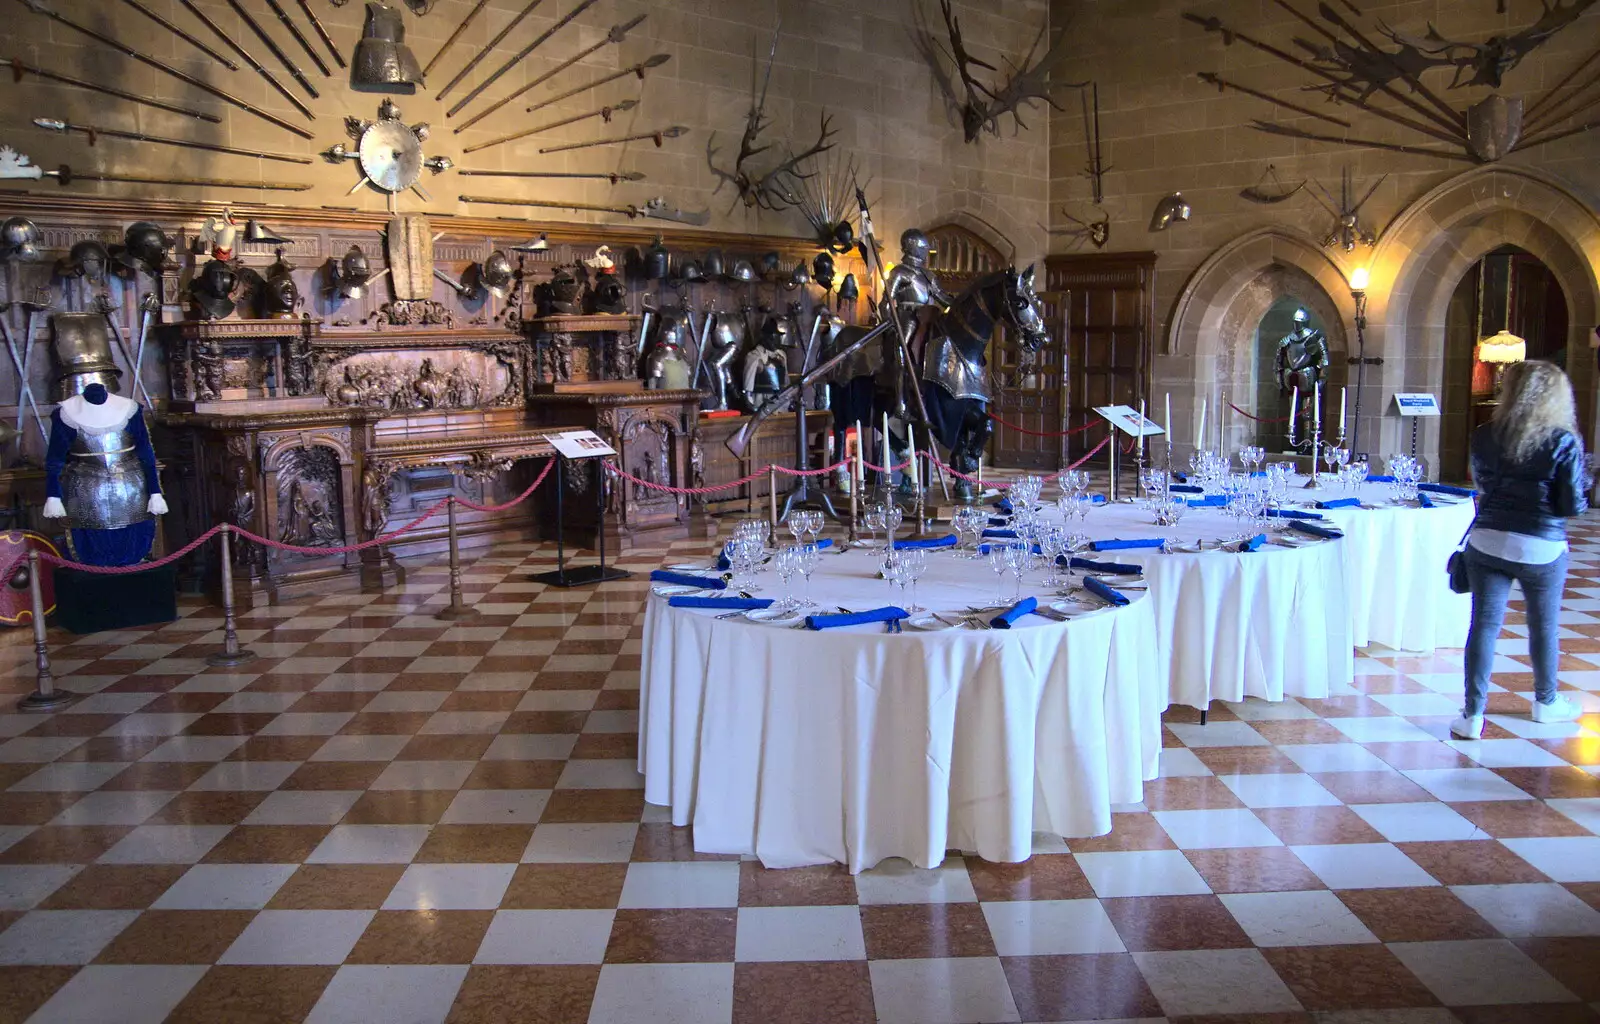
left=460, top=100, right=639, bottom=155
left=436, top=0, right=542, bottom=101
left=295, top=0, right=346, bottom=70
left=0, top=146, right=309, bottom=191
left=458, top=169, right=643, bottom=183
left=220, top=0, right=320, bottom=101
left=452, top=12, right=644, bottom=132
left=459, top=194, right=710, bottom=227
left=524, top=55, right=671, bottom=116
left=32, top=119, right=313, bottom=165
left=17, top=0, right=314, bottom=138
left=537, top=125, right=688, bottom=155
left=1, top=57, right=222, bottom=124
left=445, top=0, right=600, bottom=118
left=177, top=0, right=314, bottom=121
left=116, top=0, right=239, bottom=71
left=424, top=0, right=489, bottom=77
left=263, top=0, right=332, bottom=78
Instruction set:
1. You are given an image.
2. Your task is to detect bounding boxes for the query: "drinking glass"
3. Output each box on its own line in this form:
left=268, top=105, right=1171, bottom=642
left=900, top=548, right=927, bottom=612
left=801, top=510, right=824, bottom=545
left=883, top=503, right=904, bottom=547
left=795, top=542, right=820, bottom=606
left=774, top=546, right=800, bottom=610
left=987, top=544, right=1010, bottom=605
left=786, top=511, right=806, bottom=546
left=863, top=503, right=886, bottom=551
left=1038, top=526, right=1066, bottom=588
left=1239, top=445, right=1265, bottom=474
left=1062, top=531, right=1090, bottom=589
left=1003, top=540, right=1030, bottom=603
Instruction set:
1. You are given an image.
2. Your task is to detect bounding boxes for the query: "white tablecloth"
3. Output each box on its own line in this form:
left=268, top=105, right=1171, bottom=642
left=638, top=550, right=1163, bottom=873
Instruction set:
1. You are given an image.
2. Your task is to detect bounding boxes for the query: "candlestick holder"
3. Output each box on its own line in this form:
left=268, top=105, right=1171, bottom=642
left=1287, top=420, right=1347, bottom=489
left=1133, top=444, right=1148, bottom=501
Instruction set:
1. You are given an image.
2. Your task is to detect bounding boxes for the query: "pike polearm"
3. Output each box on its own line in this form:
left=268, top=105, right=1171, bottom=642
left=295, top=0, right=345, bottom=70
left=459, top=99, right=638, bottom=155
left=33, top=118, right=314, bottom=165
left=445, top=0, right=600, bottom=118
left=0, top=164, right=312, bottom=190
left=116, top=0, right=239, bottom=72
left=458, top=194, right=707, bottom=225
left=452, top=13, right=645, bottom=133
left=221, top=0, right=320, bottom=100
left=178, top=0, right=314, bottom=120
left=437, top=0, right=543, bottom=101
left=0, top=58, right=221, bottom=124
left=536, top=125, right=688, bottom=155
left=17, top=0, right=314, bottom=138
left=457, top=169, right=644, bottom=182
left=263, top=0, right=331, bottom=78
left=524, top=55, right=670, bottom=116
left=424, top=0, right=489, bottom=77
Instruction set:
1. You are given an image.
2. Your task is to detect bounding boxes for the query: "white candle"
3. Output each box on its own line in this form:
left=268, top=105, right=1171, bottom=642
left=1339, top=386, right=1347, bottom=436
left=1196, top=399, right=1207, bottom=451
left=854, top=420, right=863, bottom=486
left=1289, top=385, right=1299, bottom=443
left=1165, top=393, right=1171, bottom=437
left=908, top=428, right=919, bottom=486
left=1138, top=399, right=1147, bottom=456
left=882, top=412, right=892, bottom=483
left=1313, top=383, right=1321, bottom=427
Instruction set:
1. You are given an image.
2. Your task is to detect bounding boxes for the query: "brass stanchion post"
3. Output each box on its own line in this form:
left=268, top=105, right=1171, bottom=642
left=768, top=464, right=779, bottom=529
left=437, top=498, right=479, bottom=621
left=847, top=460, right=859, bottom=545
left=207, top=525, right=257, bottom=667
left=16, top=550, right=71, bottom=712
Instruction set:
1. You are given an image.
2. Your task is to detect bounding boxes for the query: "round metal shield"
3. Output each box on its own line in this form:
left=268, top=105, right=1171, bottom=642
left=0, top=531, right=58, bottom=626
left=358, top=119, right=423, bottom=193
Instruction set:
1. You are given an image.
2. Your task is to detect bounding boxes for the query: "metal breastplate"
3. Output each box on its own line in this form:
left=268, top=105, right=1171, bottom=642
left=60, top=421, right=151, bottom=531
left=826, top=324, right=881, bottom=383
left=1279, top=336, right=1325, bottom=372
left=887, top=265, right=933, bottom=308
left=922, top=333, right=989, bottom=403
left=643, top=344, right=691, bottom=390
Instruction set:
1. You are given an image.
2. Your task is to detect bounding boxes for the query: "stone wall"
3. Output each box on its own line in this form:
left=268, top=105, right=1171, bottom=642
left=1, top=0, right=1051, bottom=265
left=1047, top=0, right=1600, bottom=466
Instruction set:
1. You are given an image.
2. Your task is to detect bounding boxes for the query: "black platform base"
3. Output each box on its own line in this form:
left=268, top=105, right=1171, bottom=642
left=529, top=564, right=633, bottom=588
left=55, top=565, right=178, bottom=634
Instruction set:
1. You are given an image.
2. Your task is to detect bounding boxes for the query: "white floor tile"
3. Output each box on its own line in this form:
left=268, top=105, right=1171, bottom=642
left=381, top=863, right=516, bottom=910
left=1547, top=797, right=1600, bottom=835
left=243, top=789, right=364, bottom=826
left=1133, top=948, right=1303, bottom=1015
left=869, top=957, right=1020, bottom=1024
left=1452, top=882, right=1600, bottom=936
left=980, top=898, right=1127, bottom=956
left=25, top=964, right=206, bottom=1024
left=554, top=759, right=645, bottom=790
left=473, top=909, right=614, bottom=964
left=734, top=905, right=867, bottom=961
left=1220, top=697, right=1318, bottom=721
left=618, top=861, right=740, bottom=908
left=369, top=760, right=476, bottom=791
left=520, top=823, right=638, bottom=863
left=49, top=790, right=176, bottom=826
left=439, top=789, right=550, bottom=824
left=1371, top=692, right=1466, bottom=717
left=1075, top=850, right=1212, bottom=898
left=1151, top=808, right=1284, bottom=849
left=1401, top=767, right=1538, bottom=803
left=151, top=863, right=299, bottom=910
left=1290, top=843, right=1439, bottom=889
left=188, top=760, right=302, bottom=792
left=1328, top=717, right=1435, bottom=744
left=1157, top=747, right=1214, bottom=778
left=218, top=909, right=376, bottom=965
left=305, top=964, right=467, bottom=1024
left=1389, top=939, right=1575, bottom=1005
left=97, top=825, right=233, bottom=864
left=483, top=733, right=578, bottom=760
left=1220, top=890, right=1380, bottom=946
left=1350, top=802, right=1488, bottom=843
left=1217, top=773, right=1342, bottom=808
left=0, top=909, right=138, bottom=964
left=0, top=865, right=78, bottom=911
left=419, top=711, right=510, bottom=736
left=1164, top=722, right=1268, bottom=748
left=138, top=735, right=251, bottom=763
left=1501, top=836, right=1600, bottom=882
left=257, top=712, right=356, bottom=737
left=306, top=825, right=432, bottom=864
left=363, top=690, right=450, bottom=713
left=1278, top=743, right=1393, bottom=773
left=854, top=858, right=977, bottom=904
left=309, top=734, right=411, bottom=761
left=1443, top=737, right=1572, bottom=768
left=9, top=760, right=130, bottom=792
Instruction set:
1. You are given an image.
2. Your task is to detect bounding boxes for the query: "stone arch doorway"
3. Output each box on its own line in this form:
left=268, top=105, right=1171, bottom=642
left=1165, top=228, right=1355, bottom=460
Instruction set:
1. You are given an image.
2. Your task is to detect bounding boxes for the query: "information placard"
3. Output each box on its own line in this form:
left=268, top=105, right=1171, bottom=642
left=547, top=429, right=616, bottom=458
left=1393, top=393, right=1441, bottom=417
left=1094, top=404, right=1167, bottom=437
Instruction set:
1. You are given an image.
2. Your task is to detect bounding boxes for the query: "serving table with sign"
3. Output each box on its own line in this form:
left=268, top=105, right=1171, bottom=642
left=638, top=548, right=1162, bottom=873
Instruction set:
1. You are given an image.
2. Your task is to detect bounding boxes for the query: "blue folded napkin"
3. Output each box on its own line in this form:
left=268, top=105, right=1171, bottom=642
left=893, top=534, right=958, bottom=550
left=1289, top=520, right=1344, bottom=540
left=1266, top=508, right=1324, bottom=520
left=1238, top=533, right=1266, bottom=552
left=1366, top=474, right=1396, bottom=483
left=1083, top=576, right=1129, bottom=606
left=716, top=553, right=729, bottom=570
left=650, top=570, right=726, bottom=590
left=1068, top=557, right=1143, bottom=575
left=1417, top=492, right=1435, bottom=509
left=1173, top=472, right=1189, bottom=483
left=1091, top=538, right=1166, bottom=551
left=1315, top=498, right=1362, bottom=510
left=668, top=596, right=773, bottom=610
left=1250, top=470, right=1267, bottom=477
left=1090, top=494, right=1109, bottom=505
left=982, top=528, right=1018, bottom=539
left=993, top=497, right=1013, bottom=513
left=1170, top=484, right=1204, bottom=493
left=1187, top=495, right=1228, bottom=508
left=1418, top=482, right=1476, bottom=497
left=989, top=597, right=1038, bottom=629
left=805, top=606, right=908, bottom=630
left=987, top=517, right=1010, bottom=527
left=979, top=542, right=1041, bottom=556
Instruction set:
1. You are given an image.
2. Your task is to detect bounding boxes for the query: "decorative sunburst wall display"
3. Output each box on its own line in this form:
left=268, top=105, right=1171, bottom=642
left=1189, top=0, right=1600, bottom=164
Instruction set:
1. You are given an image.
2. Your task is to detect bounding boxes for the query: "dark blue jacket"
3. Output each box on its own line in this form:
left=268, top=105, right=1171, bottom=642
left=1469, top=424, right=1588, bottom=541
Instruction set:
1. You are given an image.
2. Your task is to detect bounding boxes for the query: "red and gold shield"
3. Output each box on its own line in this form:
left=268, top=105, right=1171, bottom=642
left=0, top=531, right=59, bottom=626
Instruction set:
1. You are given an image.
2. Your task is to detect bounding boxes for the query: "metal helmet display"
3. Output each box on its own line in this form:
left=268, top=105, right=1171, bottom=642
left=678, top=259, right=706, bottom=284
left=191, top=258, right=239, bottom=320
left=811, top=251, right=836, bottom=292
left=703, top=250, right=725, bottom=279
left=1148, top=192, right=1192, bottom=232
left=730, top=258, right=757, bottom=283
left=481, top=250, right=514, bottom=299
left=121, top=221, right=169, bottom=273
left=336, top=245, right=371, bottom=298
left=642, top=236, right=670, bottom=280
left=837, top=272, right=860, bottom=304
left=1, top=216, right=41, bottom=262
left=243, top=219, right=289, bottom=245
left=62, top=240, right=111, bottom=282
left=49, top=312, right=123, bottom=399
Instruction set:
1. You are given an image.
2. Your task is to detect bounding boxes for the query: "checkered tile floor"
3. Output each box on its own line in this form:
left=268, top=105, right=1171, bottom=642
left=1, top=515, right=1599, bottom=1024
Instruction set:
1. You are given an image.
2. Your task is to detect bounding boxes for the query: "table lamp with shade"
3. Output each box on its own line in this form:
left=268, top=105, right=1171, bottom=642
left=1476, top=330, right=1527, bottom=394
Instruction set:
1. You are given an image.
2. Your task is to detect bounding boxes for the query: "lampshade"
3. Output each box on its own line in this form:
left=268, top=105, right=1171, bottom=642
left=1349, top=267, right=1370, bottom=292
left=1476, top=330, right=1527, bottom=364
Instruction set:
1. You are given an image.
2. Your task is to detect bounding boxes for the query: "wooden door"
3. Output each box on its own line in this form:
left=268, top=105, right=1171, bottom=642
left=1045, top=252, right=1157, bottom=463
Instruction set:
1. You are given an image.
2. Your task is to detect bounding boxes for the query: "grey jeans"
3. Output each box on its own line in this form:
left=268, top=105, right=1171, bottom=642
left=1462, top=544, right=1568, bottom=716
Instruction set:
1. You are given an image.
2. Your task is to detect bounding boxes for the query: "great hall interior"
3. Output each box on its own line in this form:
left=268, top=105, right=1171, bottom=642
left=2, top=1, right=1600, bottom=1021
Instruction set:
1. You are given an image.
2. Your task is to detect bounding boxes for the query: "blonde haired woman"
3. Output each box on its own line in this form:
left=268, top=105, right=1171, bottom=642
left=1456, top=360, right=1589, bottom=739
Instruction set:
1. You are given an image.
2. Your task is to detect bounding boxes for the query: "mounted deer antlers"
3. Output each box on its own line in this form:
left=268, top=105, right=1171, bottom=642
left=913, top=0, right=1083, bottom=143
left=706, top=20, right=838, bottom=211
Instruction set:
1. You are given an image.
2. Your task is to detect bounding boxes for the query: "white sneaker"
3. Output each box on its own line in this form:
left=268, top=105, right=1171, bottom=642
left=1532, top=693, right=1582, bottom=723
left=1451, top=713, right=1484, bottom=739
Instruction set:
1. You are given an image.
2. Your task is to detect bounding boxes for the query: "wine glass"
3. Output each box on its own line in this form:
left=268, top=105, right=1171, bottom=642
left=883, top=503, right=904, bottom=548
left=1003, top=540, right=1030, bottom=604
left=900, top=548, right=927, bottom=612
left=795, top=542, right=820, bottom=606
left=987, top=544, right=1010, bottom=605
left=774, top=546, right=800, bottom=610
left=954, top=506, right=985, bottom=557
left=803, top=510, right=824, bottom=544
left=1038, top=525, right=1066, bottom=589
left=863, top=503, right=886, bottom=551
left=1061, top=530, right=1090, bottom=590
left=1240, top=445, right=1265, bottom=475
left=786, top=510, right=806, bottom=546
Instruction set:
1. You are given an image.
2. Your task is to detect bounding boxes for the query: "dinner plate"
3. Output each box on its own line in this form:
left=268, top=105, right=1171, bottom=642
left=906, top=613, right=957, bottom=631
left=667, top=562, right=717, bottom=571
left=746, top=607, right=804, bottom=625
left=1049, top=599, right=1093, bottom=615
left=651, top=584, right=701, bottom=597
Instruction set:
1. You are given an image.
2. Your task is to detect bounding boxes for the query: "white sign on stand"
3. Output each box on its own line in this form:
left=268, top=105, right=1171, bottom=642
left=548, top=429, right=616, bottom=459
left=1393, top=393, right=1441, bottom=417
left=1094, top=404, right=1167, bottom=438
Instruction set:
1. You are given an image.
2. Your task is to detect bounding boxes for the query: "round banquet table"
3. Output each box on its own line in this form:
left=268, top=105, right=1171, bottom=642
left=638, top=549, right=1164, bottom=874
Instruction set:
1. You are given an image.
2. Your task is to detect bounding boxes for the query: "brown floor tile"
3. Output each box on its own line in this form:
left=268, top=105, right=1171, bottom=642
left=539, top=789, right=645, bottom=823
left=1138, top=776, right=1248, bottom=811
left=395, top=734, right=496, bottom=761
left=1513, top=937, right=1600, bottom=1001
left=284, top=691, right=372, bottom=714
left=37, top=864, right=186, bottom=910
left=95, top=909, right=255, bottom=964
left=1192, top=745, right=1304, bottom=774
left=1493, top=765, right=1600, bottom=800
left=964, top=852, right=1096, bottom=901
left=570, top=732, right=637, bottom=760
left=529, top=671, right=609, bottom=691
left=20, top=713, right=125, bottom=737
left=56, top=735, right=168, bottom=762
left=1002, top=952, right=1164, bottom=1021
left=1451, top=1006, right=1600, bottom=1024
left=181, top=713, right=278, bottom=736
left=629, top=823, right=739, bottom=863
left=1449, top=800, right=1593, bottom=838
left=591, top=690, right=638, bottom=711
left=1309, top=770, right=1437, bottom=804
left=1262, top=944, right=1440, bottom=1010
left=1253, top=806, right=1387, bottom=845
left=1248, top=720, right=1354, bottom=745
left=1567, top=882, right=1600, bottom=911
left=737, top=861, right=858, bottom=907
left=223, top=735, right=327, bottom=762
left=0, top=764, right=38, bottom=790
left=732, top=961, right=874, bottom=1024
left=1101, top=895, right=1253, bottom=951
left=1537, top=735, right=1600, bottom=766
left=147, top=791, right=269, bottom=826
left=0, top=825, right=131, bottom=863
left=414, top=824, right=533, bottom=862
left=1299, top=696, right=1395, bottom=719
left=1184, top=847, right=1327, bottom=893
left=279, top=761, right=388, bottom=791
left=265, top=864, right=405, bottom=909
left=0, top=967, right=78, bottom=1024
left=338, top=712, right=433, bottom=735
left=201, top=825, right=333, bottom=864
left=603, top=908, right=737, bottom=963
left=859, top=903, right=995, bottom=959
left=1164, top=703, right=1240, bottom=724
left=437, top=691, right=523, bottom=712
left=461, top=759, right=565, bottom=789
left=0, top=792, right=82, bottom=826
left=341, top=790, right=457, bottom=825
left=501, top=863, right=627, bottom=909
left=1363, top=741, right=1478, bottom=770
left=1395, top=840, right=1551, bottom=885
left=1066, top=812, right=1177, bottom=853
left=386, top=673, right=469, bottom=692
left=165, top=965, right=336, bottom=1024
left=445, top=965, right=600, bottom=1024
left=500, top=710, right=588, bottom=734
left=1336, top=887, right=1499, bottom=941
left=346, top=909, right=494, bottom=964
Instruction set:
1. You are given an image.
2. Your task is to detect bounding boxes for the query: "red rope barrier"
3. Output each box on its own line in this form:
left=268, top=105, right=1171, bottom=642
left=455, top=457, right=556, bottom=513
left=604, top=461, right=771, bottom=495
left=1228, top=402, right=1291, bottom=424
left=986, top=412, right=1105, bottom=437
